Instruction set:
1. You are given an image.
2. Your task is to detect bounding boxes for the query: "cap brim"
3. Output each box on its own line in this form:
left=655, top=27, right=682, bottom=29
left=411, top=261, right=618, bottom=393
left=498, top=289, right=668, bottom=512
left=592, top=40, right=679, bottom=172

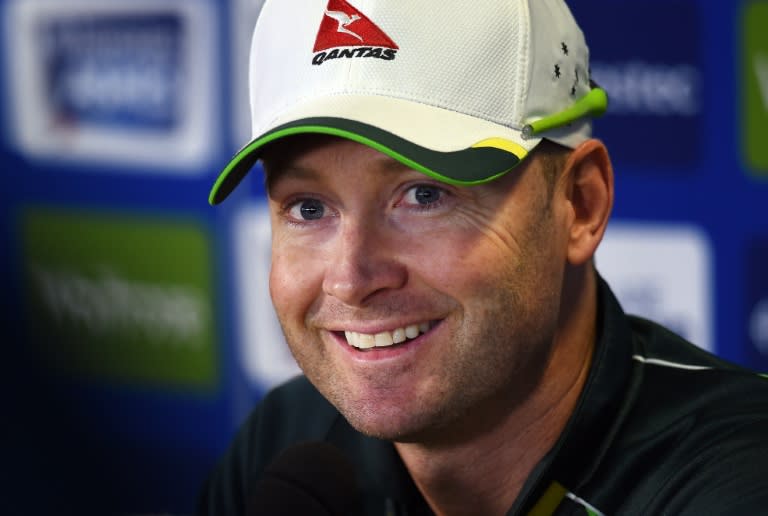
left=210, top=90, right=547, bottom=205
left=213, top=117, right=535, bottom=204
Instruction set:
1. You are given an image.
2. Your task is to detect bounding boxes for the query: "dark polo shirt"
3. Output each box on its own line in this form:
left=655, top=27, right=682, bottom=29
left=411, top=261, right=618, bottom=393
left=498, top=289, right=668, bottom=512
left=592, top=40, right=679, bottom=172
left=199, top=278, right=768, bottom=515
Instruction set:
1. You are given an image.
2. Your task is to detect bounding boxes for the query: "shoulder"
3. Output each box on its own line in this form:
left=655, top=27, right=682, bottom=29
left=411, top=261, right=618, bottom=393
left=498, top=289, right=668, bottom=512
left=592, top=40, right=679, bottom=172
left=628, top=315, right=768, bottom=414
left=607, top=317, right=768, bottom=513
left=625, top=315, right=768, bottom=445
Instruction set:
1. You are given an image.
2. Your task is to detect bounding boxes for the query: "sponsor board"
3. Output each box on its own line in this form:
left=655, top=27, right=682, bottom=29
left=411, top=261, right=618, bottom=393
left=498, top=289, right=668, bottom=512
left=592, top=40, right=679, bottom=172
left=22, top=208, right=218, bottom=390
left=3, top=0, right=217, bottom=170
left=742, top=2, right=768, bottom=174
left=596, top=222, right=713, bottom=352
left=572, top=2, right=702, bottom=168
left=233, top=203, right=301, bottom=389
left=746, top=239, right=768, bottom=369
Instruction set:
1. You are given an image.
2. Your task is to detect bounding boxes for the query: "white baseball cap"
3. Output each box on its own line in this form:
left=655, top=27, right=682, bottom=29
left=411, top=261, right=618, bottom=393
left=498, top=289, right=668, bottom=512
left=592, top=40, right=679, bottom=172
left=209, top=0, right=607, bottom=205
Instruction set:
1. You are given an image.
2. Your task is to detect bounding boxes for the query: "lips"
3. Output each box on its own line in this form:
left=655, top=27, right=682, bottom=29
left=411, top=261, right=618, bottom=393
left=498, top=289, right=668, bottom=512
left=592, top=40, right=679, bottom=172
left=344, top=321, right=433, bottom=349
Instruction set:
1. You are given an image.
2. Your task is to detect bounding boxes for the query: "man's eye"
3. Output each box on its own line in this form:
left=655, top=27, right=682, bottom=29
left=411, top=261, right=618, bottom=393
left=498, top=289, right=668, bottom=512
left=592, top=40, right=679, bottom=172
left=404, top=185, right=443, bottom=206
left=289, top=199, right=325, bottom=220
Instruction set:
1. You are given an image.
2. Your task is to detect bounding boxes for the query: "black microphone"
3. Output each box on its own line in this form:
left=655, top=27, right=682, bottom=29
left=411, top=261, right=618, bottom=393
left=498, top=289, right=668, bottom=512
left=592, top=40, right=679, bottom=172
left=246, top=441, right=360, bottom=515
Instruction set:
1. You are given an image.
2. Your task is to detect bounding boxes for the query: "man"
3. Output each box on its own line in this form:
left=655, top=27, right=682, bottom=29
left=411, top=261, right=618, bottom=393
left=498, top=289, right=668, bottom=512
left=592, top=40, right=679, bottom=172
left=199, top=0, right=768, bottom=514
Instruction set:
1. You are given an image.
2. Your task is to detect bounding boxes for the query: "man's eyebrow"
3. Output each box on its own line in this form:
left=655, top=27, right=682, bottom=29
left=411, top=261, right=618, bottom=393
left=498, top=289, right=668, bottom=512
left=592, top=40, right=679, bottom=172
left=377, top=155, right=413, bottom=173
left=263, top=161, right=317, bottom=189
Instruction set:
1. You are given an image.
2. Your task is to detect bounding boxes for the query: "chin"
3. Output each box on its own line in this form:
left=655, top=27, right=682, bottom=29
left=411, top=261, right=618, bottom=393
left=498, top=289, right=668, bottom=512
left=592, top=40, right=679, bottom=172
left=340, top=402, right=454, bottom=443
left=335, top=402, right=423, bottom=440
left=350, top=420, right=425, bottom=442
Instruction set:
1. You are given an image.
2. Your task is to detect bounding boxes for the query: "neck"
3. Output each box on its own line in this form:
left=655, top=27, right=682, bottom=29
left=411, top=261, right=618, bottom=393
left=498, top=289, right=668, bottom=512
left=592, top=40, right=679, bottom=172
left=395, top=267, right=598, bottom=516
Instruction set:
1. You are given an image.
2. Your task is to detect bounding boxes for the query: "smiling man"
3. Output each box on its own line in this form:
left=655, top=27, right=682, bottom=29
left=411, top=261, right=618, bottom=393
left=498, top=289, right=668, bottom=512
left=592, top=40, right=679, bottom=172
left=199, top=1, right=768, bottom=515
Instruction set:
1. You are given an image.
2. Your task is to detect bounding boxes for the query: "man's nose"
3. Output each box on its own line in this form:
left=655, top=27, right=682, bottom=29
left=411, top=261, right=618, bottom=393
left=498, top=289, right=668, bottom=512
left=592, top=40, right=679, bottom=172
left=322, top=219, right=408, bottom=306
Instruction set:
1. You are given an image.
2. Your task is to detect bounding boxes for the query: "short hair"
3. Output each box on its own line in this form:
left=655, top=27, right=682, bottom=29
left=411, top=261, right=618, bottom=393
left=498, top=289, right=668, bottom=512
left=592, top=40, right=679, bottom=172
left=534, top=138, right=571, bottom=199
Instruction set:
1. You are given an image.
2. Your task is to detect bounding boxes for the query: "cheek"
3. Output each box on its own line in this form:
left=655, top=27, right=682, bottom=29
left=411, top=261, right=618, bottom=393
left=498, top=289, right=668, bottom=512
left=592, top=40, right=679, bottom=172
left=424, top=215, right=561, bottom=311
left=268, top=260, right=291, bottom=315
left=400, top=232, right=510, bottom=314
left=268, top=246, right=323, bottom=323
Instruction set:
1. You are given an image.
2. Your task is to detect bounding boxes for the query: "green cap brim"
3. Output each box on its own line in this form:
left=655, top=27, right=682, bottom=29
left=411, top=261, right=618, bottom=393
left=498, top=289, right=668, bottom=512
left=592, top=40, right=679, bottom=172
left=208, top=117, right=524, bottom=205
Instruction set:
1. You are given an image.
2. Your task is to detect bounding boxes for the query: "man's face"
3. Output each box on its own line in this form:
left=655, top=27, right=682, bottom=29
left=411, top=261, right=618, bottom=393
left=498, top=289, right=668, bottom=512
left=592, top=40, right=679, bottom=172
left=265, top=135, right=571, bottom=443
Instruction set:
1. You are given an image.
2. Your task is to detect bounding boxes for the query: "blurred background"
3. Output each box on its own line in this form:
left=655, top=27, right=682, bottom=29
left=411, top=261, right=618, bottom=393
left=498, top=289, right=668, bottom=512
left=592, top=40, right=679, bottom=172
left=1, top=0, right=766, bottom=514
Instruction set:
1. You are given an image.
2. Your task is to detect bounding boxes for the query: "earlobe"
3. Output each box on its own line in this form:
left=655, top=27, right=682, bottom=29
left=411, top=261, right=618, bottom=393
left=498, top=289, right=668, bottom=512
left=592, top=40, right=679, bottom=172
left=563, top=139, right=614, bottom=266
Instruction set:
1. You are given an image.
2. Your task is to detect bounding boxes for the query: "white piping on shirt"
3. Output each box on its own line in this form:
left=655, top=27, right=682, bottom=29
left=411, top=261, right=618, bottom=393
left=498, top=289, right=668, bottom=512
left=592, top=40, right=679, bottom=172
left=632, top=354, right=713, bottom=371
left=565, top=491, right=606, bottom=516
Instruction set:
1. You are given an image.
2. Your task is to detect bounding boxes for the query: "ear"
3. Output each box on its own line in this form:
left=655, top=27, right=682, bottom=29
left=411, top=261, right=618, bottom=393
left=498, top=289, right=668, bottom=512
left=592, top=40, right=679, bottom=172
left=561, top=139, right=614, bottom=266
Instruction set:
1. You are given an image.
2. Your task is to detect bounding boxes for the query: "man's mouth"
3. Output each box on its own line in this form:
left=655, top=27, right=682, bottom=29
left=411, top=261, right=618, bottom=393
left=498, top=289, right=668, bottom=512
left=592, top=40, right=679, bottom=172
left=342, top=321, right=436, bottom=350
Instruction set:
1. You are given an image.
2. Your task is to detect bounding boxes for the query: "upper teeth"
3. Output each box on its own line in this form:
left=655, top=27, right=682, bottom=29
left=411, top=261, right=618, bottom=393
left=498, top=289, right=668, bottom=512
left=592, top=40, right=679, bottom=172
left=345, top=322, right=430, bottom=349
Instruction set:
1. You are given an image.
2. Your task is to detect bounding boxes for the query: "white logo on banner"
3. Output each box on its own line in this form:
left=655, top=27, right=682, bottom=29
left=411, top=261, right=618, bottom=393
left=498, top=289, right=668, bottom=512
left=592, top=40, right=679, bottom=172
left=4, top=0, right=218, bottom=170
left=591, top=61, right=700, bottom=116
left=234, top=204, right=301, bottom=389
left=596, top=222, right=713, bottom=352
left=755, top=53, right=768, bottom=111
left=31, top=265, right=206, bottom=343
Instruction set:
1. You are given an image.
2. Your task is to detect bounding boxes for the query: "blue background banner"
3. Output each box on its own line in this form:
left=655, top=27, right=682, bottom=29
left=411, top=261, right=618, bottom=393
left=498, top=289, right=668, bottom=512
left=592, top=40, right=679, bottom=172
left=1, top=0, right=766, bottom=514
left=580, top=1, right=703, bottom=168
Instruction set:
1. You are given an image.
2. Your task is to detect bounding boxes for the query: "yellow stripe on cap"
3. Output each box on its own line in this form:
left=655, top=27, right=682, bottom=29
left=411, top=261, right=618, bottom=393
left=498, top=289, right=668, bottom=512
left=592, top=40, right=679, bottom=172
left=471, top=138, right=529, bottom=160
